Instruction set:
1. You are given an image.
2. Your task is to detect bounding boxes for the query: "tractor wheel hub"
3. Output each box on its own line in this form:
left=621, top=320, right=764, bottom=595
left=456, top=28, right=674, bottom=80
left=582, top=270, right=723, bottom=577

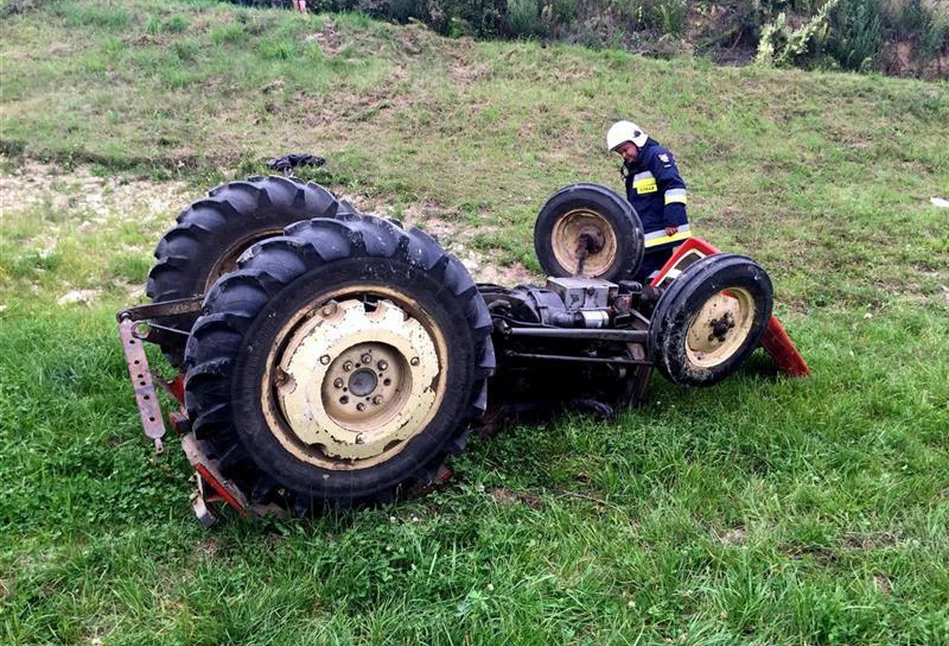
left=272, top=299, right=441, bottom=461
left=686, top=288, right=755, bottom=368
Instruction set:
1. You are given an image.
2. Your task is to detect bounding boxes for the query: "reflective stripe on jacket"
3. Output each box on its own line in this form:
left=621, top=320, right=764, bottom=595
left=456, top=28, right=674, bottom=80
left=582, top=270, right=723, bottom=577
left=644, top=223, right=691, bottom=248
left=623, top=139, right=691, bottom=251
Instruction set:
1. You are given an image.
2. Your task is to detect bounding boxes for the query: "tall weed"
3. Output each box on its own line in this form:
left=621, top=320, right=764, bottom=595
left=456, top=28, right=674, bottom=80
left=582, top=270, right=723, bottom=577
left=657, top=0, right=688, bottom=36
left=757, top=0, right=845, bottom=67
left=917, top=0, right=949, bottom=58
left=508, top=0, right=545, bottom=38
left=828, top=0, right=883, bottom=71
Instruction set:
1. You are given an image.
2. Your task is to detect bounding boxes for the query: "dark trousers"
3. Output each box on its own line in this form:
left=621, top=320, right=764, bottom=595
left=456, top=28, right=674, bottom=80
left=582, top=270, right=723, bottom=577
left=634, top=249, right=673, bottom=284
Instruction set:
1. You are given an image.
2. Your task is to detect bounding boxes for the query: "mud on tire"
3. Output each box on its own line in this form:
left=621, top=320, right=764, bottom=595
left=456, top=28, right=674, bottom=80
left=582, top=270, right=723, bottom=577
left=648, top=253, right=773, bottom=388
left=183, top=211, right=495, bottom=512
left=147, top=176, right=358, bottom=368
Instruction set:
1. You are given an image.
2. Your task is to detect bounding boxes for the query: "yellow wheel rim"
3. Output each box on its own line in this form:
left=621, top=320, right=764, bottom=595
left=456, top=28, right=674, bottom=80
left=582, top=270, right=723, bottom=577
left=685, top=288, right=756, bottom=368
left=261, top=286, right=448, bottom=470
left=550, top=209, right=618, bottom=277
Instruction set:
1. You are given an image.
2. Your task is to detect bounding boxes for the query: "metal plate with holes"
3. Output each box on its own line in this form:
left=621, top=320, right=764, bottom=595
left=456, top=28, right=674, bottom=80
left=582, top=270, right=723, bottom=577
left=117, top=317, right=167, bottom=453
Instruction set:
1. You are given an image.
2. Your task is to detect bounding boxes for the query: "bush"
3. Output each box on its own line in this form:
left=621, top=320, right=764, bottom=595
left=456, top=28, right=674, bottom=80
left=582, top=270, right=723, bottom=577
left=508, top=0, right=545, bottom=38
left=353, top=0, right=390, bottom=18
left=828, top=0, right=883, bottom=70
left=925, top=26, right=949, bottom=62
left=915, top=0, right=949, bottom=58
left=543, top=0, right=577, bottom=23
left=389, top=0, right=422, bottom=22
left=222, top=0, right=945, bottom=77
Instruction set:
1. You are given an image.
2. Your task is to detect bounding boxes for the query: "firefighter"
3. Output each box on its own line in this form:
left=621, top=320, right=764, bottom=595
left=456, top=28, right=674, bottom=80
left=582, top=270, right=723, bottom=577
left=606, top=120, right=691, bottom=283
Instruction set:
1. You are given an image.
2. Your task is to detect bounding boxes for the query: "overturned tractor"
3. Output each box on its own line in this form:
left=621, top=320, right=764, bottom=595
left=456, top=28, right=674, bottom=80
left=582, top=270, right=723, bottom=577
left=118, top=177, right=807, bottom=525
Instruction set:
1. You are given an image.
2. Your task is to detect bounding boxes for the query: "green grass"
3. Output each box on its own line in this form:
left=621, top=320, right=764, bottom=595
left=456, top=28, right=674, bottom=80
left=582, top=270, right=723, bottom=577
left=1, top=1, right=948, bottom=644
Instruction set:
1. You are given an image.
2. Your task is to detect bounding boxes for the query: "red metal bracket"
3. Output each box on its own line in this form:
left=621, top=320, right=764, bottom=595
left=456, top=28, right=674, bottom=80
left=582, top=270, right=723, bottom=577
left=181, top=434, right=287, bottom=525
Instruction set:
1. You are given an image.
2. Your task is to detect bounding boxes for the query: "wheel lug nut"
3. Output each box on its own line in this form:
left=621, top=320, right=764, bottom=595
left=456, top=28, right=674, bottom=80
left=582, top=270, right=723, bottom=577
left=372, top=395, right=383, bottom=405
left=410, top=357, right=420, bottom=366
left=356, top=403, right=366, bottom=412
left=377, top=360, right=388, bottom=371
left=355, top=433, right=365, bottom=444
left=333, top=378, right=344, bottom=389
left=342, top=360, right=353, bottom=371
left=361, top=353, right=372, bottom=364
left=320, top=355, right=331, bottom=365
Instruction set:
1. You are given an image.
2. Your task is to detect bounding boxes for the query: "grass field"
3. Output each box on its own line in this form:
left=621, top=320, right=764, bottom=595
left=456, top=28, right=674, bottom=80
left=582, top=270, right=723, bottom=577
left=1, top=1, right=948, bottom=644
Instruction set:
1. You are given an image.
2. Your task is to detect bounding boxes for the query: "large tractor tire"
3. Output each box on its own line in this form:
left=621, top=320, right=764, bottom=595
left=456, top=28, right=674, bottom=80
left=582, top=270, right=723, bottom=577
left=534, top=183, right=644, bottom=281
left=184, top=213, right=495, bottom=512
left=147, top=176, right=357, bottom=368
left=648, top=253, right=773, bottom=387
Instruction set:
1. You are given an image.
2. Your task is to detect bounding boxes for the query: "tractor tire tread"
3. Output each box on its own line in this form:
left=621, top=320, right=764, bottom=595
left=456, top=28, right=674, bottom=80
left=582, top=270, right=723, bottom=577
left=148, top=177, right=345, bottom=368
left=184, top=212, right=495, bottom=509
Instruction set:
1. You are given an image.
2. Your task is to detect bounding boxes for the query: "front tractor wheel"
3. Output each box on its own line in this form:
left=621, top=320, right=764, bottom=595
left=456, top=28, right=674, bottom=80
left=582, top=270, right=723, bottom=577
left=648, top=253, right=773, bottom=387
left=184, top=214, right=495, bottom=510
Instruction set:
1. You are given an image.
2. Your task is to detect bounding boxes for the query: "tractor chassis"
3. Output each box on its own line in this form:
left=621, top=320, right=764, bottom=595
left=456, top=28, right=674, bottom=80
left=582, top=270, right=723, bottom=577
left=118, top=236, right=808, bottom=526
left=117, top=291, right=658, bottom=524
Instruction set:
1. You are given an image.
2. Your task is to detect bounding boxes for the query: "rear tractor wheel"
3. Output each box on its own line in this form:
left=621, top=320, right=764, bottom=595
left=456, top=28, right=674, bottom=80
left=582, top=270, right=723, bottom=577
left=184, top=214, right=495, bottom=511
left=147, top=176, right=357, bottom=368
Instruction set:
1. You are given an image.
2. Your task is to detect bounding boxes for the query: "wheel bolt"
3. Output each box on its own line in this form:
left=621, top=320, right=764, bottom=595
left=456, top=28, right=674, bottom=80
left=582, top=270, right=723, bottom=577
left=372, top=395, right=383, bottom=405
left=333, top=378, right=344, bottom=389
left=355, top=433, right=365, bottom=444
left=410, top=357, right=420, bottom=366
left=321, top=302, right=338, bottom=317
left=320, top=355, right=331, bottom=365
left=356, top=403, right=366, bottom=412
left=343, top=360, right=353, bottom=371
left=361, top=353, right=372, bottom=364
left=377, top=360, right=388, bottom=371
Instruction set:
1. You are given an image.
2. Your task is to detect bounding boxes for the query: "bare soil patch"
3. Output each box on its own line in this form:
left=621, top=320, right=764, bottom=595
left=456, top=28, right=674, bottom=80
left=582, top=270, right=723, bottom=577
left=306, top=19, right=343, bottom=57
left=719, top=527, right=748, bottom=545
left=0, top=157, right=190, bottom=223
left=0, top=158, right=538, bottom=291
left=490, top=487, right=544, bottom=509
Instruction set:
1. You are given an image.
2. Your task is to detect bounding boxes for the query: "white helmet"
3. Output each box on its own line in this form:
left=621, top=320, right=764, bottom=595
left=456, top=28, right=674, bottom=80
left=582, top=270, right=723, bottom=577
left=606, top=120, right=648, bottom=151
